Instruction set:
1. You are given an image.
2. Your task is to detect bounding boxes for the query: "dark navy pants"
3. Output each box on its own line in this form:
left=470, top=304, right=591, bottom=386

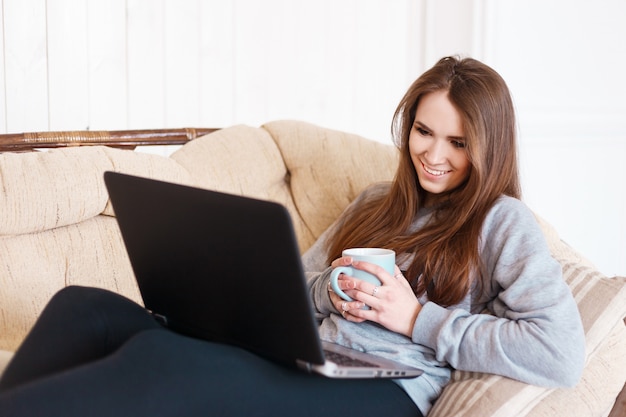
left=0, top=286, right=421, bottom=417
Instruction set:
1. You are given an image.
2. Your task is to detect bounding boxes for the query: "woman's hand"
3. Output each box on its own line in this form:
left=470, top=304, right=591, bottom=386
left=327, top=256, right=422, bottom=338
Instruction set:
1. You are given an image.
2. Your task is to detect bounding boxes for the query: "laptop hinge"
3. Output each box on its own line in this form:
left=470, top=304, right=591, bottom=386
left=296, top=359, right=313, bottom=373
left=150, top=311, right=169, bottom=327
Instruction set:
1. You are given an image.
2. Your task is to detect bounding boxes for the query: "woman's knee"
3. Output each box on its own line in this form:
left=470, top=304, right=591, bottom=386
left=50, top=286, right=144, bottom=316
left=50, top=285, right=113, bottom=306
left=43, top=286, right=158, bottom=338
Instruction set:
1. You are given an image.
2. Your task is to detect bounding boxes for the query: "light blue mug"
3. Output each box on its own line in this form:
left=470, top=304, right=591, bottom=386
left=330, top=248, right=396, bottom=306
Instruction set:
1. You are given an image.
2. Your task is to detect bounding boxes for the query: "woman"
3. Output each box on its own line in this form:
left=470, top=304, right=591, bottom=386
left=0, top=56, right=585, bottom=416
left=304, top=56, right=585, bottom=413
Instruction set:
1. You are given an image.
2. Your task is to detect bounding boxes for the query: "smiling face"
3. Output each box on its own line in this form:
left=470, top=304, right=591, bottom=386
left=409, top=90, right=471, bottom=205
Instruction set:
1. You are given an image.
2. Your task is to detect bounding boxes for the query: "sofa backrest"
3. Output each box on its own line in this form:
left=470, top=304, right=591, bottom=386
left=0, top=120, right=399, bottom=351
left=171, top=121, right=400, bottom=249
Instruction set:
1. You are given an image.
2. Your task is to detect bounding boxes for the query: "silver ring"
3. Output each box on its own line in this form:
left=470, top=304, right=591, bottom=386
left=372, top=286, right=379, bottom=297
left=394, top=273, right=403, bottom=279
left=341, top=301, right=348, bottom=311
left=341, top=310, right=346, bottom=318
left=327, top=281, right=334, bottom=293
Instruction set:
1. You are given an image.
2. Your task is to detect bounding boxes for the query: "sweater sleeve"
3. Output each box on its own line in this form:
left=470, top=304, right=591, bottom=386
left=412, top=197, right=586, bottom=387
left=301, top=182, right=393, bottom=320
left=301, top=226, right=336, bottom=320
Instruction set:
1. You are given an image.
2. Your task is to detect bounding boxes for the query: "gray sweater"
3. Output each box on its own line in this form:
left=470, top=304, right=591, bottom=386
left=302, top=185, right=585, bottom=415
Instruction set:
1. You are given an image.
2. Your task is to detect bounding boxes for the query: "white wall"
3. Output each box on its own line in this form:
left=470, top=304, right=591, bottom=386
left=0, top=0, right=418, bottom=140
left=1, top=0, right=624, bottom=276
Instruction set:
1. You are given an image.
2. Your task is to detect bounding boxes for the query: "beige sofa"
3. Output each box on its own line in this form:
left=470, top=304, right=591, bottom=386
left=1, top=120, right=625, bottom=416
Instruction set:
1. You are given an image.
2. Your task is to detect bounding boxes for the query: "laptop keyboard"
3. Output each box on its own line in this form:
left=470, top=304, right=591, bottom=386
left=323, top=349, right=380, bottom=368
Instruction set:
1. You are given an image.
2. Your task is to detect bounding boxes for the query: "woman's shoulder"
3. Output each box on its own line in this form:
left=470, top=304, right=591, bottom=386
left=358, top=182, right=392, bottom=199
left=488, top=195, right=536, bottom=221
left=492, top=194, right=526, bottom=208
left=349, top=182, right=392, bottom=207
left=323, top=182, right=391, bottom=236
left=482, top=195, right=546, bottom=243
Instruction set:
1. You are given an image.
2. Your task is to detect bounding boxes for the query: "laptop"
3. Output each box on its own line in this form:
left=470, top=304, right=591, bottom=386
left=104, top=171, right=422, bottom=379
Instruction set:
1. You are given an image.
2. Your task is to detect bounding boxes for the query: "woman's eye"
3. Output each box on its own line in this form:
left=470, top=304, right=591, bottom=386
left=452, top=140, right=466, bottom=149
left=416, top=127, right=430, bottom=136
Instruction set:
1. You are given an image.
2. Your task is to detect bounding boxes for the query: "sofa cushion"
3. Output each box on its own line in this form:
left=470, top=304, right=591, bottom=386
left=429, top=259, right=626, bottom=417
left=171, top=122, right=400, bottom=254
left=525, top=323, right=626, bottom=417
left=0, top=146, right=193, bottom=235
left=171, top=125, right=288, bottom=200
left=170, top=124, right=316, bottom=253
left=429, top=322, right=626, bottom=417
left=0, top=216, right=143, bottom=351
left=0, top=146, right=193, bottom=351
left=0, top=350, right=12, bottom=375
left=263, top=120, right=399, bottom=251
left=0, top=147, right=110, bottom=235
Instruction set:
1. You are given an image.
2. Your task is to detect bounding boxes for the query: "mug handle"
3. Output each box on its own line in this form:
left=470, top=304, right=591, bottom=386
left=330, top=266, right=355, bottom=301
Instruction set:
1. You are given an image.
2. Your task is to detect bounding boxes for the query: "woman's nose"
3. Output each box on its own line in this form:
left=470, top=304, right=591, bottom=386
left=424, top=139, right=447, bottom=164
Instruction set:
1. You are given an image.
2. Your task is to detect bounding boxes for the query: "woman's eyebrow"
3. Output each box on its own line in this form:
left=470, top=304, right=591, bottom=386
left=414, top=120, right=430, bottom=131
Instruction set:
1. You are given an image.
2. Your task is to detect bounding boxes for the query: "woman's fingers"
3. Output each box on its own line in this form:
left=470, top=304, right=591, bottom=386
left=330, top=256, right=353, bottom=269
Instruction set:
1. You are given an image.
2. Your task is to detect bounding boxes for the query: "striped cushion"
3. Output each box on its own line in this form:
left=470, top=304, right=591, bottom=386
left=429, top=262, right=626, bottom=417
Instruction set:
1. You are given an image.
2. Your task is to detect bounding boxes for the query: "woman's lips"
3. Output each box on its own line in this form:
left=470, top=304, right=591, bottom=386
left=422, top=162, right=449, bottom=177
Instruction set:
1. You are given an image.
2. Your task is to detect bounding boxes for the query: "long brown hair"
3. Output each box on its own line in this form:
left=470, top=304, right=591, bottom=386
left=326, top=56, right=521, bottom=306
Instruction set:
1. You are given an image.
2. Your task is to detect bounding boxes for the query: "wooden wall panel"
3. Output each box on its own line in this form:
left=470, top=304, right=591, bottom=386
left=415, top=0, right=626, bottom=276
left=0, top=0, right=419, bottom=141
left=164, top=0, right=202, bottom=127
left=422, top=0, right=477, bottom=65
left=231, top=0, right=273, bottom=126
left=47, top=0, right=90, bottom=130
left=0, top=0, right=623, bottom=275
left=0, top=1, right=6, bottom=132
left=198, top=1, right=235, bottom=127
left=86, top=0, right=128, bottom=130
left=480, top=0, right=626, bottom=277
left=352, top=0, right=417, bottom=142
left=3, top=0, right=49, bottom=131
left=263, top=0, right=332, bottom=125
left=484, top=0, right=626, bottom=140
left=126, top=0, right=166, bottom=128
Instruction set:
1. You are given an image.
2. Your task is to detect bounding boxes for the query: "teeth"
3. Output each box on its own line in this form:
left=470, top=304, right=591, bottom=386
left=424, top=165, right=447, bottom=176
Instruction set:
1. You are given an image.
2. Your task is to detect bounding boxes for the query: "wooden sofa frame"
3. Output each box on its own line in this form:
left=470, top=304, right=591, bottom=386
left=0, top=127, right=624, bottom=416
left=0, top=128, right=218, bottom=152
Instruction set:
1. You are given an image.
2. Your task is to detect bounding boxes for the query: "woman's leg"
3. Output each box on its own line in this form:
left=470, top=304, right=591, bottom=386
left=0, top=286, right=161, bottom=391
left=0, top=329, right=422, bottom=417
